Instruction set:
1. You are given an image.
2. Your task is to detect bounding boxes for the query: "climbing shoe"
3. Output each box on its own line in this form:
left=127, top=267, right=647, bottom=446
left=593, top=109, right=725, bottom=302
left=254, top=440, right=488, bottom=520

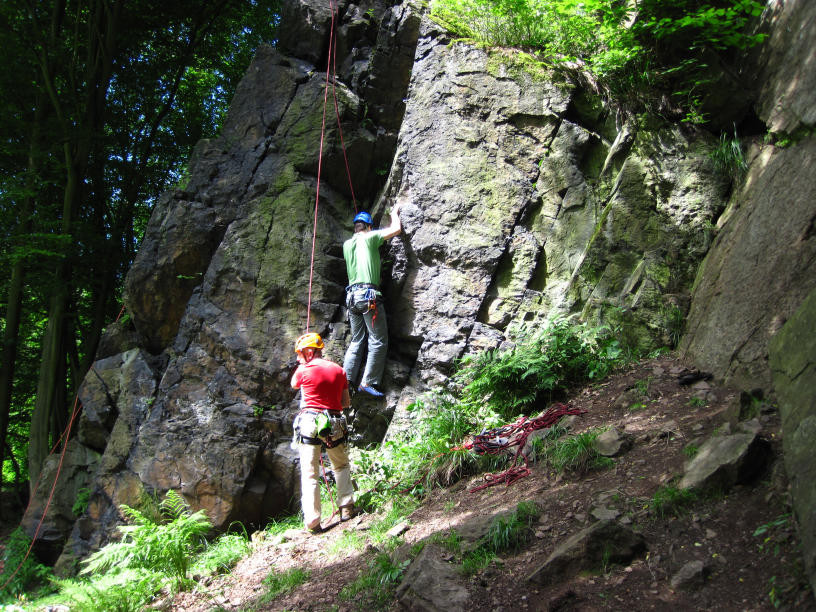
left=340, top=504, right=359, bottom=521
left=358, top=384, right=384, bottom=398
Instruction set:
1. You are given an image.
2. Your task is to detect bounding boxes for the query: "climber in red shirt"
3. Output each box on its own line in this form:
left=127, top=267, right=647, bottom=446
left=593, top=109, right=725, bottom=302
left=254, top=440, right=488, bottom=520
left=290, top=332, right=356, bottom=532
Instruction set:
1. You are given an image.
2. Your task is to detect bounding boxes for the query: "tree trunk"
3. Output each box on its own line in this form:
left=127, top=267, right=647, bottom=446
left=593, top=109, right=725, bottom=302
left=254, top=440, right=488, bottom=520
left=0, top=259, right=26, bottom=489
left=27, top=0, right=123, bottom=491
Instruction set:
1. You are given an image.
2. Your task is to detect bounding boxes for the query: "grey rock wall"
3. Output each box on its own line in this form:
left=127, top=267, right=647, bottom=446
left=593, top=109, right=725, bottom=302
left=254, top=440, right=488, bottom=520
left=770, top=288, right=816, bottom=593
left=681, top=0, right=816, bottom=390
left=24, top=0, right=815, bottom=574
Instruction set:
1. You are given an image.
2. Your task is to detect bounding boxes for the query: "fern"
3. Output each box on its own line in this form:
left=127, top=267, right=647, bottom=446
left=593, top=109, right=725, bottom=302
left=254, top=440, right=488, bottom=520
left=81, top=490, right=212, bottom=591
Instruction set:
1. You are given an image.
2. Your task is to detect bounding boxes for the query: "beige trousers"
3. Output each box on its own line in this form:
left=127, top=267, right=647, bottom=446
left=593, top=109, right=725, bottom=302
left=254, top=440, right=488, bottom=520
left=298, top=442, right=354, bottom=528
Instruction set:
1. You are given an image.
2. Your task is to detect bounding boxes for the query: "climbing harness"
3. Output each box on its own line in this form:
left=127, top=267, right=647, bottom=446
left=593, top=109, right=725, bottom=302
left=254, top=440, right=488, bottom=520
left=292, top=407, right=350, bottom=522
left=292, top=408, right=348, bottom=448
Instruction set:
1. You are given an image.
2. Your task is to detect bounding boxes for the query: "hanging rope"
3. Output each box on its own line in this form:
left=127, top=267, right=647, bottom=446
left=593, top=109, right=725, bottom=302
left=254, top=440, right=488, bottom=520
left=305, top=1, right=335, bottom=332
left=2, top=305, right=131, bottom=589
left=1, top=395, right=83, bottom=591
left=329, top=5, right=358, bottom=213
left=305, top=0, right=360, bottom=330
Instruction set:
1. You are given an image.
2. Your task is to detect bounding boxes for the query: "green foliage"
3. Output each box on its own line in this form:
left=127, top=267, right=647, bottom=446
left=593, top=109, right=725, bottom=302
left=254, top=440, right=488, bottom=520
left=366, top=496, right=421, bottom=546
left=0, top=528, right=54, bottom=601
left=339, top=553, right=408, bottom=611
left=354, top=393, right=505, bottom=502
left=688, top=396, right=707, bottom=408
left=649, top=485, right=697, bottom=518
left=430, top=0, right=767, bottom=120
left=260, top=567, right=311, bottom=604
left=72, top=487, right=92, bottom=517
left=710, top=127, right=748, bottom=180
left=81, top=490, right=212, bottom=591
left=456, top=317, right=624, bottom=419
left=538, top=428, right=614, bottom=473
left=485, top=501, right=539, bottom=553
left=461, top=547, right=497, bottom=575
left=460, top=501, right=539, bottom=575
left=753, top=514, right=792, bottom=555
left=51, top=568, right=163, bottom=612
left=265, top=513, right=303, bottom=536
left=328, top=529, right=367, bottom=557
left=430, top=529, right=463, bottom=553
left=683, top=443, right=700, bottom=459
left=189, top=526, right=251, bottom=577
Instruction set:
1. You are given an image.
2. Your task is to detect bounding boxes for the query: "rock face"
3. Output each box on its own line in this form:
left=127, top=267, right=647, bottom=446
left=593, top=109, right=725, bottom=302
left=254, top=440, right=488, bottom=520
left=681, top=0, right=816, bottom=390
left=770, top=287, right=816, bottom=594
left=396, top=543, right=470, bottom=611
left=21, top=0, right=816, bottom=573
left=526, top=519, right=646, bottom=584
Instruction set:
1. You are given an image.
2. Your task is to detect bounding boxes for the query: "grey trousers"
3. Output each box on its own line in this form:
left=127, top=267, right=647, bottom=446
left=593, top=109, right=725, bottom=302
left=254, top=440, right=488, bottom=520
left=343, top=287, right=388, bottom=387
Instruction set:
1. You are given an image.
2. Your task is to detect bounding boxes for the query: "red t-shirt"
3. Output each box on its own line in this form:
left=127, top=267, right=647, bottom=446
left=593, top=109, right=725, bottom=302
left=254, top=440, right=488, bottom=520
left=292, top=358, right=348, bottom=412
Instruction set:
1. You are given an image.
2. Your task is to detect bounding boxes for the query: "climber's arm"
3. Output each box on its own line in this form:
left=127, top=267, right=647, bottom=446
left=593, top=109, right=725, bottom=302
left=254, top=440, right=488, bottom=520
left=379, top=202, right=402, bottom=240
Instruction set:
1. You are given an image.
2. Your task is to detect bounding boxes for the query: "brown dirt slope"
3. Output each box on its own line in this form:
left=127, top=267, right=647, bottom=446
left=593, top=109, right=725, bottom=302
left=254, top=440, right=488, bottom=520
left=170, top=355, right=814, bottom=611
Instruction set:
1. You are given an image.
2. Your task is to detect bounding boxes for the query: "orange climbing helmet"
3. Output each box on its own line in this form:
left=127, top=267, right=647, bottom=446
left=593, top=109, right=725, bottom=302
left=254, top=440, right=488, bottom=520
left=295, top=332, right=324, bottom=353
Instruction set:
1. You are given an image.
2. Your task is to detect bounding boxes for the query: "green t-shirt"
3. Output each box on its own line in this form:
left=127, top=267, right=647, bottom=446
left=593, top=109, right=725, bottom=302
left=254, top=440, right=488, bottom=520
left=343, top=230, right=386, bottom=286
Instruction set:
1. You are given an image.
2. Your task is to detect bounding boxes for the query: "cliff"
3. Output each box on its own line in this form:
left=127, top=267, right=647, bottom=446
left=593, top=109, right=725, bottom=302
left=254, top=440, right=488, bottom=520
left=20, top=0, right=816, bottom=589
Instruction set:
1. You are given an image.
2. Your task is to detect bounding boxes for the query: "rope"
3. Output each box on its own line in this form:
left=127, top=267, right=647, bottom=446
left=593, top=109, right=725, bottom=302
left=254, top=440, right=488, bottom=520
left=1, top=395, right=83, bottom=591
left=305, top=1, right=335, bottom=332
left=328, top=4, right=358, bottom=213
left=467, top=403, right=586, bottom=493
left=3, top=306, right=128, bottom=589
left=305, top=0, right=360, bottom=330
left=385, top=403, right=585, bottom=497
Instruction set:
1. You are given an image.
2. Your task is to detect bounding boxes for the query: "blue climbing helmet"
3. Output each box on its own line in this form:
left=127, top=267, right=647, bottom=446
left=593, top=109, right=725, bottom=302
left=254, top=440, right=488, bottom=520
left=353, top=211, right=373, bottom=225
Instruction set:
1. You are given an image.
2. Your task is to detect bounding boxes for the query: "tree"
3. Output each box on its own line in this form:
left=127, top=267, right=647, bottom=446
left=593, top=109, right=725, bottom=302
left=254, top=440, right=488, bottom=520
left=0, top=0, right=280, bottom=491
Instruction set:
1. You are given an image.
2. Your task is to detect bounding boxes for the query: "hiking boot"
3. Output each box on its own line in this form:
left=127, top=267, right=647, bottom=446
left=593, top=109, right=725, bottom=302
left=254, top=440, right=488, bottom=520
left=340, top=504, right=358, bottom=521
left=358, top=384, right=384, bottom=398
left=306, top=518, right=323, bottom=534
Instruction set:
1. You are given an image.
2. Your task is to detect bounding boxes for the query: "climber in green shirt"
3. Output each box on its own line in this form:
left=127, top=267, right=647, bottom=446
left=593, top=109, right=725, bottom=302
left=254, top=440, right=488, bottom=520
left=342, top=204, right=402, bottom=397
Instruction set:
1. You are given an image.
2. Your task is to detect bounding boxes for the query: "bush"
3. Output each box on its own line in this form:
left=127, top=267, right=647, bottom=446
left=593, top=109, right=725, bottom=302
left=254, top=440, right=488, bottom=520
left=537, top=428, right=614, bottom=473
left=189, top=527, right=251, bottom=577
left=430, top=0, right=767, bottom=119
left=53, top=568, right=162, bottom=612
left=81, top=490, right=212, bottom=592
left=0, top=528, right=54, bottom=602
left=455, top=317, right=622, bottom=419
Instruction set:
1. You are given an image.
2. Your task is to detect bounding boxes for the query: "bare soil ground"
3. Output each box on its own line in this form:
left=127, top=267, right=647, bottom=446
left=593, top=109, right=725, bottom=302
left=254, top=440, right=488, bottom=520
left=169, top=354, right=813, bottom=612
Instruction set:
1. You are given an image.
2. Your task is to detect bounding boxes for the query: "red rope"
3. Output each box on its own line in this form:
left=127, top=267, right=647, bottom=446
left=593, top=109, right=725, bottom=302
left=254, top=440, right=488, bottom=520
left=329, top=11, right=358, bottom=213
left=468, top=403, right=586, bottom=492
left=306, top=0, right=362, bottom=331
left=305, top=2, right=336, bottom=332
left=2, top=395, right=83, bottom=591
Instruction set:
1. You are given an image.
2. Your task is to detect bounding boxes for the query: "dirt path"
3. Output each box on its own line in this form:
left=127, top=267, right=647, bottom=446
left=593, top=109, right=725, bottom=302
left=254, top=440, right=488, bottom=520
left=169, top=355, right=813, bottom=611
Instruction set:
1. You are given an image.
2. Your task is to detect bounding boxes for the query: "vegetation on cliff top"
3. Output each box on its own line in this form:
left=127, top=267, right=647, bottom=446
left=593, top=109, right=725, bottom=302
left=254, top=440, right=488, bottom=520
left=431, top=0, right=767, bottom=122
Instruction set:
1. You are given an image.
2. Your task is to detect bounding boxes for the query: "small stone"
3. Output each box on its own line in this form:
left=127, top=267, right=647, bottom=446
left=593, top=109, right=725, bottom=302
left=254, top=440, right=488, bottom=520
left=705, top=529, right=717, bottom=539
left=386, top=521, right=410, bottom=538
left=670, top=560, right=709, bottom=590
left=574, top=513, right=586, bottom=522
